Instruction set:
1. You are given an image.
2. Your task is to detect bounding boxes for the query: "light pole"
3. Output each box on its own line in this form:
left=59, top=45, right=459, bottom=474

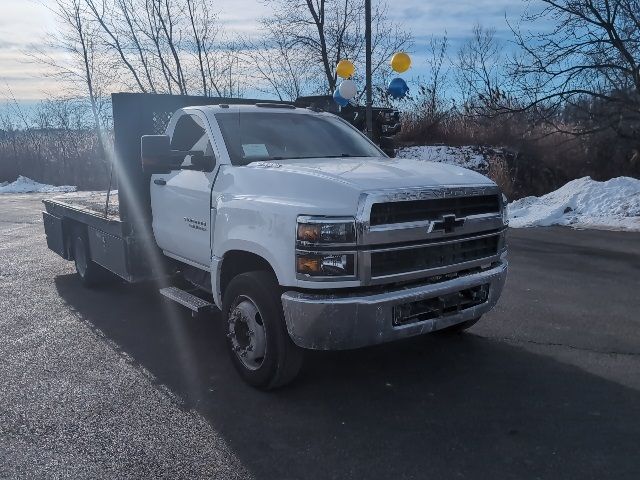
left=364, top=0, right=373, bottom=139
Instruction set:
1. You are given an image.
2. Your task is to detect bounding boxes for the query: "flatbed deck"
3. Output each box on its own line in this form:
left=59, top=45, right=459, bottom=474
left=49, top=191, right=120, bottom=220
left=42, top=190, right=160, bottom=282
left=43, top=191, right=124, bottom=238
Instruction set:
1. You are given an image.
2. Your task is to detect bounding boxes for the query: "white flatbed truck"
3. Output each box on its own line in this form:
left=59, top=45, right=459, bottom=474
left=43, top=93, right=508, bottom=389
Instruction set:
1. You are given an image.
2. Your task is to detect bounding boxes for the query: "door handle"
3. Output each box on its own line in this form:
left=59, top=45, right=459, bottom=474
left=154, top=179, right=166, bottom=186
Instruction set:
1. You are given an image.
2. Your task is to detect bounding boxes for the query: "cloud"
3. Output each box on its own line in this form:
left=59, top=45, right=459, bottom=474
left=0, top=0, right=542, bottom=101
left=388, top=0, right=532, bottom=38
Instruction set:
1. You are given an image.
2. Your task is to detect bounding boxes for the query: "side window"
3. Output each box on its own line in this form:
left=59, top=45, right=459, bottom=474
left=170, top=114, right=216, bottom=171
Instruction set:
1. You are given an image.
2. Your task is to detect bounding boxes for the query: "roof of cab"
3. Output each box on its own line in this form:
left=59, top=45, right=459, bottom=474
left=187, top=104, right=329, bottom=116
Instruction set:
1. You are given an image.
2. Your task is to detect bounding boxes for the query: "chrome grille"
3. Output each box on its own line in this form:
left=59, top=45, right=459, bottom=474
left=370, top=234, right=500, bottom=278
left=355, top=185, right=506, bottom=285
left=370, top=195, right=500, bottom=226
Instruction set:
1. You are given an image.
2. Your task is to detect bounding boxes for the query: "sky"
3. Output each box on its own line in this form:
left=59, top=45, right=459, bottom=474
left=0, top=0, right=535, bottom=104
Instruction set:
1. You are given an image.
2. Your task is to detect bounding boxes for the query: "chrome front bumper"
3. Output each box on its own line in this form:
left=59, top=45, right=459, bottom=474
left=281, top=258, right=507, bottom=350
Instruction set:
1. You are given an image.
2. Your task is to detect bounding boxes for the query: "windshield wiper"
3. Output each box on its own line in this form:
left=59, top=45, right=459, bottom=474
left=258, top=154, right=365, bottom=161
left=316, top=153, right=362, bottom=158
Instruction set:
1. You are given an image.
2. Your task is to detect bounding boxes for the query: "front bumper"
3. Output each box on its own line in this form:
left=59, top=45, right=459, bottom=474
left=281, top=257, right=507, bottom=350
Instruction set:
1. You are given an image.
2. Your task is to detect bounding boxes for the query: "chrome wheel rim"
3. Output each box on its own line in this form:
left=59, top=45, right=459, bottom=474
left=228, top=295, right=267, bottom=370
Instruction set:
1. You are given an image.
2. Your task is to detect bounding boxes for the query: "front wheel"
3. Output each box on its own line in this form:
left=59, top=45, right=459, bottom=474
left=222, top=271, right=303, bottom=390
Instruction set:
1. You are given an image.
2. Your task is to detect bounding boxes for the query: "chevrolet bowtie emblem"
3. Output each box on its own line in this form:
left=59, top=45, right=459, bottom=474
left=429, top=214, right=465, bottom=233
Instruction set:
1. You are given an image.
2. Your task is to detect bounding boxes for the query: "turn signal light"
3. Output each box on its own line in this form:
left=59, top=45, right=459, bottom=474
left=297, top=223, right=321, bottom=243
left=296, top=253, right=355, bottom=277
left=297, top=255, right=321, bottom=274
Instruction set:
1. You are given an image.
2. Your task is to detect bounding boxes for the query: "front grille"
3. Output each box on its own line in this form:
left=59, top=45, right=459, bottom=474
left=370, top=195, right=500, bottom=226
left=371, top=235, right=500, bottom=277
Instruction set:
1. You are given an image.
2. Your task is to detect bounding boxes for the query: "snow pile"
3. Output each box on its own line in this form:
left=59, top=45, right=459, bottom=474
left=0, top=176, right=76, bottom=194
left=397, top=145, right=489, bottom=173
left=509, top=176, right=640, bottom=231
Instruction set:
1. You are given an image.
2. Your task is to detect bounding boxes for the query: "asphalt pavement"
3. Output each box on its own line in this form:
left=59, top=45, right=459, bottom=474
left=1, top=194, right=639, bottom=479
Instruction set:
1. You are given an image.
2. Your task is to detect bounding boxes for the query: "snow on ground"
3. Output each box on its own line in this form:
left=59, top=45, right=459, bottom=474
left=0, top=176, right=76, bottom=194
left=397, top=145, right=489, bottom=173
left=509, top=176, right=640, bottom=232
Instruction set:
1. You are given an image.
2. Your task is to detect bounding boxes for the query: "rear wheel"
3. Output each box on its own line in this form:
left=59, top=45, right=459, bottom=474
left=223, top=271, right=303, bottom=390
left=72, top=232, right=111, bottom=287
left=437, top=316, right=481, bottom=334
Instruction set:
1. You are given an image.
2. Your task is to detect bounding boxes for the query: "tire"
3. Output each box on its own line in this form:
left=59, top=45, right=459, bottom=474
left=437, top=316, right=481, bottom=334
left=72, top=231, right=111, bottom=287
left=222, top=271, right=303, bottom=390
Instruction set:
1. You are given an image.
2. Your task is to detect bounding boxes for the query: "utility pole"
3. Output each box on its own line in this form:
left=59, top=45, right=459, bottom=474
left=365, top=0, right=373, bottom=139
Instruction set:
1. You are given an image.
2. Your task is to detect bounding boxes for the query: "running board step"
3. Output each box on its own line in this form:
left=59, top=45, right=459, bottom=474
left=159, top=287, right=214, bottom=314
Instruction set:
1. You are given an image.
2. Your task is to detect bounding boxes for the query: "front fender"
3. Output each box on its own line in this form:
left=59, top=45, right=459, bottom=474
left=211, top=197, right=298, bottom=294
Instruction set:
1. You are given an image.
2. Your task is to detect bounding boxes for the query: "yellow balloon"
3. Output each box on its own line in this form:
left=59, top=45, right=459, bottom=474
left=336, top=59, right=355, bottom=79
left=390, top=52, right=411, bottom=73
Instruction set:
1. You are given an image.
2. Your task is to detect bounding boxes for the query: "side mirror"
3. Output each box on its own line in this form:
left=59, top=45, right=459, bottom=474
left=141, top=135, right=173, bottom=173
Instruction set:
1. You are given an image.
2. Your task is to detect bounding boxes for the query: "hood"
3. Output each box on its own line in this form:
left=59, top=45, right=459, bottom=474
left=248, top=157, right=493, bottom=191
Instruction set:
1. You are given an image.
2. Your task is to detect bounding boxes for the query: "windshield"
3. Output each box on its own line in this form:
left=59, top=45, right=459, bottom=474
left=215, top=111, right=383, bottom=166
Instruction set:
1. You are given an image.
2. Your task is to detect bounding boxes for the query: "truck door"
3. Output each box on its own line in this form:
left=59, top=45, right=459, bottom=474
left=150, top=112, right=218, bottom=269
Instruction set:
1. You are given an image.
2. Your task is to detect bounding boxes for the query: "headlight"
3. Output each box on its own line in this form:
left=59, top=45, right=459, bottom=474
left=296, top=253, right=355, bottom=277
left=296, top=216, right=356, bottom=245
left=296, top=216, right=357, bottom=278
left=501, top=193, right=509, bottom=225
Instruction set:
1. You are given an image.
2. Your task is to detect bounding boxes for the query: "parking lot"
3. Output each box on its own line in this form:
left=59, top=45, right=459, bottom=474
left=1, top=194, right=639, bottom=479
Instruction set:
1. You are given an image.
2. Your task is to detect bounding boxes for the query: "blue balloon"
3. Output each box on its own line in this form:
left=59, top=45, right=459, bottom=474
left=387, top=77, right=409, bottom=99
left=333, top=89, right=349, bottom=106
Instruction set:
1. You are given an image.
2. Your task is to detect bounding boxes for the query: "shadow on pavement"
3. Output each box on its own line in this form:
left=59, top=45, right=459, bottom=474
left=55, top=274, right=640, bottom=480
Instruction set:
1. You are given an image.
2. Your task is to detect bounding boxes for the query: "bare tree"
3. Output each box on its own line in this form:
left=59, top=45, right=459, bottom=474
left=83, top=0, right=149, bottom=92
left=253, top=0, right=412, bottom=96
left=186, top=0, right=213, bottom=96
left=416, top=35, right=450, bottom=125
left=152, top=0, right=187, bottom=94
left=84, top=0, right=186, bottom=93
left=31, top=0, right=112, bottom=146
left=507, top=0, right=640, bottom=137
left=77, top=0, right=234, bottom=96
left=0, top=95, right=108, bottom=188
left=456, top=24, right=508, bottom=116
left=241, top=22, right=315, bottom=100
left=37, top=0, right=411, bottom=104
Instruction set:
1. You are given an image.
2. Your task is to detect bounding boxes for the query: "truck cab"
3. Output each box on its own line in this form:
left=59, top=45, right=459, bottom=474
left=43, top=93, right=508, bottom=390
